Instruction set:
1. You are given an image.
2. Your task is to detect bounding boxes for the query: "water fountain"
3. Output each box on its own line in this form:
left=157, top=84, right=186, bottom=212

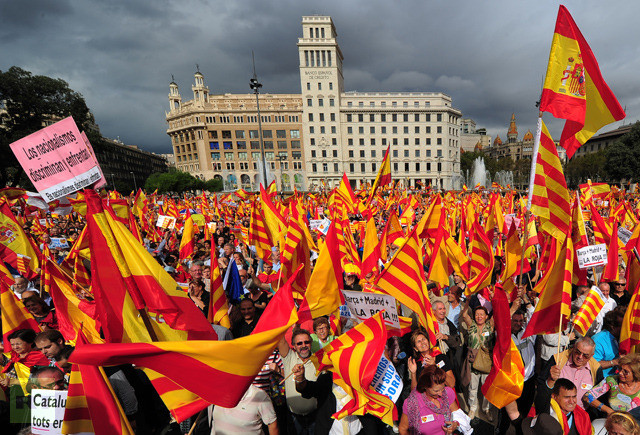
left=494, top=170, right=514, bottom=188
left=470, top=157, right=487, bottom=188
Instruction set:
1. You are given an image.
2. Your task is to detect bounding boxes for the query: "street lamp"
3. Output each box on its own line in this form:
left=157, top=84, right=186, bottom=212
left=250, top=53, right=268, bottom=188
left=130, top=171, right=137, bottom=191
left=436, top=156, right=442, bottom=191
left=276, top=155, right=287, bottom=195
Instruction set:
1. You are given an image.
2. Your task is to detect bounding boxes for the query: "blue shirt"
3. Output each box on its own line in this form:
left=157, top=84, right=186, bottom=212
left=447, top=304, right=461, bottom=328
left=592, top=330, right=619, bottom=377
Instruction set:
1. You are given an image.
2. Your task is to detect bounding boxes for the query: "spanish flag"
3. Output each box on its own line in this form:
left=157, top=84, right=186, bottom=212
left=1, top=280, right=41, bottom=352
left=0, top=199, right=40, bottom=280
left=539, top=5, right=625, bottom=158
left=367, top=145, right=392, bottom=203
left=208, top=240, right=231, bottom=328
left=316, top=312, right=396, bottom=426
left=481, top=286, right=524, bottom=408
left=70, top=268, right=299, bottom=408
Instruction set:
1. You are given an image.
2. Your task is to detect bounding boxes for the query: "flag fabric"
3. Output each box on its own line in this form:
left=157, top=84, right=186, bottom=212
left=573, top=285, right=606, bottom=336
left=85, top=189, right=216, bottom=343
left=298, top=224, right=344, bottom=322
left=367, top=146, right=392, bottom=202
left=178, top=209, right=195, bottom=261
left=0, top=200, right=40, bottom=279
left=223, top=260, right=244, bottom=304
left=208, top=244, right=231, bottom=328
left=248, top=199, right=274, bottom=259
left=62, top=332, right=135, bottom=435
left=481, top=286, right=525, bottom=408
left=361, top=213, right=381, bottom=277
left=529, top=119, right=572, bottom=240
left=1, top=280, right=41, bottom=352
left=375, top=227, right=439, bottom=344
left=620, top=279, right=640, bottom=355
left=466, top=222, right=495, bottom=295
left=70, top=270, right=299, bottom=408
left=280, top=204, right=311, bottom=294
left=539, top=5, right=625, bottom=158
left=315, top=312, right=396, bottom=426
left=523, top=235, right=574, bottom=338
left=601, top=221, right=620, bottom=282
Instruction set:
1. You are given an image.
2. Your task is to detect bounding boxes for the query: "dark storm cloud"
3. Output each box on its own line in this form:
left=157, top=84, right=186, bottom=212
left=1, top=0, right=639, bottom=154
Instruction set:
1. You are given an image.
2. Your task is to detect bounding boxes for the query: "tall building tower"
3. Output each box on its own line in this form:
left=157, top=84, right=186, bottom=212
left=169, top=78, right=181, bottom=110
left=298, top=16, right=345, bottom=189
left=507, top=113, right=518, bottom=144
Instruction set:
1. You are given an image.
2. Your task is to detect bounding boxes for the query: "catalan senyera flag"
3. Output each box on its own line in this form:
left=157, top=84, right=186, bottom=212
left=481, top=286, right=524, bottom=408
left=573, top=285, right=606, bottom=336
left=500, top=220, right=522, bottom=297
left=298, top=224, right=344, bottom=322
left=62, top=332, right=135, bottom=435
left=361, top=213, right=381, bottom=277
left=523, top=234, right=574, bottom=338
left=0, top=200, right=40, bottom=280
left=466, top=222, right=495, bottom=295
left=280, top=203, right=311, bottom=294
left=375, top=227, right=439, bottom=344
left=316, top=312, right=396, bottom=426
left=70, top=269, right=299, bottom=408
left=367, top=145, right=392, bottom=203
left=1, top=280, right=41, bottom=352
left=539, top=5, right=625, bottom=158
left=208, top=241, right=231, bottom=328
left=248, top=199, right=274, bottom=260
left=427, top=226, right=453, bottom=287
left=601, top=221, right=620, bottom=283
left=529, top=119, right=572, bottom=240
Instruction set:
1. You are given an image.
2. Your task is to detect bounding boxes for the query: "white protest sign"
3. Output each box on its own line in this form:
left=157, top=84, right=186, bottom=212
left=371, top=355, right=403, bottom=403
left=577, top=244, right=608, bottom=269
left=31, top=389, right=67, bottom=435
left=339, top=303, right=351, bottom=319
left=10, top=117, right=103, bottom=202
left=341, top=290, right=400, bottom=329
left=49, top=238, right=69, bottom=249
left=618, top=227, right=633, bottom=246
left=156, top=214, right=176, bottom=230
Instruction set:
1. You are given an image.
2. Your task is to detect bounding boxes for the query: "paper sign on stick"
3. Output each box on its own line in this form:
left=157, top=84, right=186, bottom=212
left=341, top=290, right=400, bottom=329
left=10, top=117, right=103, bottom=202
left=31, top=389, right=67, bottom=435
left=577, top=244, right=608, bottom=269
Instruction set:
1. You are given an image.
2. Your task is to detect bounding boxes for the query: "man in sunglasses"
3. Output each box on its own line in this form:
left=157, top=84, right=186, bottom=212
left=278, top=328, right=318, bottom=434
left=536, top=336, right=603, bottom=416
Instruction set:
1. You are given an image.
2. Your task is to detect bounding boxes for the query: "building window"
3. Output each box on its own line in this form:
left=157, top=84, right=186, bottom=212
left=223, top=142, right=233, bottom=150
left=329, top=82, right=333, bottom=90
left=347, top=114, right=352, bottom=122
left=226, top=162, right=235, bottom=170
left=359, top=138, right=365, bottom=146
left=264, top=141, right=274, bottom=149
left=359, top=127, right=364, bottom=134
left=349, top=163, right=354, bottom=172
left=370, top=138, right=375, bottom=145
left=209, top=142, right=219, bottom=150
left=394, top=163, right=398, bottom=171
left=437, top=149, right=442, bottom=157
left=415, top=138, right=420, bottom=145
left=437, top=114, right=442, bottom=122
left=361, top=163, right=366, bottom=172
left=437, top=138, right=442, bottom=145
left=348, top=139, right=353, bottom=146
left=404, top=138, right=409, bottom=145
left=235, top=130, right=245, bottom=138
left=307, top=99, right=313, bottom=106
left=237, top=141, right=246, bottom=149
left=211, top=152, right=220, bottom=160
left=311, top=150, right=317, bottom=158
left=372, top=163, right=377, bottom=172
left=252, top=152, right=260, bottom=160
left=330, top=113, right=336, bottom=121
left=309, top=126, right=314, bottom=134
left=250, top=141, right=260, bottom=149
left=427, top=150, right=431, bottom=157
left=277, top=141, right=287, bottom=149
left=323, top=163, right=328, bottom=172
left=307, top=82, right=311, bottom=90
left=320, top=126, right=325, bottom=134
left=318, top=98, right=323, bottom=107
left=403, top=114, right=409, bottom=122
left=276, top=130, right=286, bottom=138
left=319, top=113, right=324, bottom=121
left=370, top=127, right=375, bottom=134
left=292, top=152, right=302, bottom=160
left=415, top=150, right=420, bottom=157
left=360, top=150, right=365, bottom=158
left=371, top=150, right=377, bottom=158
left=222, top=130, right=232, bottom=139
left=381, top=126, right=387, bottom=134
left=290, top=129, right=300, bottom=138
left=331, top=126, right=336, bottom=134
left=333, top=150, right=338, bottom=158
left=334, top=163, right=339, bottom=172
left=393, top=150, right=398, bottom=158
left=437, top=126, right=442, bottom=133
left=358, top=114, right=364, bottom=122
left=318, top=82, right=322, bottom=90
left=329, top=99, right=335, bottom=107
left=427, top=163, right=431, bottom=171
left=291, top=140, right=301, bottom=148
left=370, top=114, right=375, bottom=122
left=348, top=150, right=354, bottom=158
left=322, top=150, right=327, bottom=158
left=312, top=163, right=317, bottom=172
left=405, top=163, right=410, bottom=172
left=249, top=130, right=259, bottom=139
left=347, top=126, right=353, bottom=134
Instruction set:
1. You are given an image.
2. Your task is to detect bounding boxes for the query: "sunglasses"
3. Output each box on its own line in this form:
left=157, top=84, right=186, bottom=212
left=296, top=340, right=311, bottom=346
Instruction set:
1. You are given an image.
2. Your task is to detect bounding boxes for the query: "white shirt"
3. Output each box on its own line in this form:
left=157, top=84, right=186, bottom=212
left=593, top=296, right=617, bottom=334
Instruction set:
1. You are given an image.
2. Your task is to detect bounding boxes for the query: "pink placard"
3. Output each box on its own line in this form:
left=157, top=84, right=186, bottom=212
left=80, top=131, right=107, bottom=189
left=10, top=117, right=103, bottom=202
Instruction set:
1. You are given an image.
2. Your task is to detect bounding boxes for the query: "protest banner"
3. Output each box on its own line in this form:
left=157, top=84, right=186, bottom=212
left=10, top=117, right=103, bottom=202
left=618, top=226, right=633, bottom=246
left=156, top=215, right=176, bottom=230
left=371, top=355, right=403, bottom=402
left=341, top=290, right=400, bottom=329
left=31, top=389, right=67, bottom=435
left=80, top=131, right=106, bottom=189
left=577, top=244, right=608, bottom=269
left=49, top=238, right=70, bottom=249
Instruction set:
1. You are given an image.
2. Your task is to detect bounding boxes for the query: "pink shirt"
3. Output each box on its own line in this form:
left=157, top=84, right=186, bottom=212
left=559, top=356, right=595, bottom=408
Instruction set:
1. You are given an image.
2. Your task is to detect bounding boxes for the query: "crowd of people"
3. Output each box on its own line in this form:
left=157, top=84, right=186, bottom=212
left=1, top=186, right=640, bottom=435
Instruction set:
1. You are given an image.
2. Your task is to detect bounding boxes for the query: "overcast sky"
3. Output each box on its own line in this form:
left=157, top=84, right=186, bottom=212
left=2, top=0, right=638, bottom=154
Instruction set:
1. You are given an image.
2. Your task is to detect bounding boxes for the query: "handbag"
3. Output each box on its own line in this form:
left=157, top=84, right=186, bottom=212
left=472, top=346, right=492, bottom=374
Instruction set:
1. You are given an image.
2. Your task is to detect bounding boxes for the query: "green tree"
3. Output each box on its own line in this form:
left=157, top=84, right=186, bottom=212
left=0, top=66, right=95, bottom=187
left=564, top=150, right=607, bottom=188
left=204, top=178, right=223, bottom=192
left=604, top=121, right=640, bottom=183
left=144, top=171, right=205, bottom=194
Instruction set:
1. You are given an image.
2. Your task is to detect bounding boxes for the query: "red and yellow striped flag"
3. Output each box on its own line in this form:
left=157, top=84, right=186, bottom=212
left=248, top=199, right=274, bottom=260
left=0, top=200, right=40, bottom=280
left=374, top=227, right=439, bottom=344
left=466, top=222, right=495, bottom=295
left=1, top=280, right=41, bottom=352
left=62, top=332, right=135, bottom=435
left=523, top=234, right=574, bottom=337
left=367, top=145, right=392, bottom=203
left=539, top=5, right=625, bottom=158
left=361, top=213, right=381, bottom=277
left=316, top=312, right=396, bottom=426
left=530, top=120, right=571, bottom=240
left=178, top=209, right=195, bottom=261
left=573, top=285, right=606, bottom=336
left=280, top=203, right=311, bottom=294
left=482, top=286, right=524, bottom=408
left=70, top=269, right=299, bottom=408
left=208, top=241, right=231, bottom=328
left=621, top=279, right=640, bottom=355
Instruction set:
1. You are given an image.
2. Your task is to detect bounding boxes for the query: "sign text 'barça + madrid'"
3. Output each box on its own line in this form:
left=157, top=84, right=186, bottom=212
left=10, top=117, right=103, bottom=202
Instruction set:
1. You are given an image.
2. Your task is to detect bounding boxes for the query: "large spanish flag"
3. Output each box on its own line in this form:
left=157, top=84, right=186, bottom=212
left=367, top=145, right=392, bottom=203
left=1, top=280, right=41, bottom=352
left=539, top=5, right=625, bottom=158
left=70, top=268, right=299, bottom=408
left=0, top=199, right=40, bottom=280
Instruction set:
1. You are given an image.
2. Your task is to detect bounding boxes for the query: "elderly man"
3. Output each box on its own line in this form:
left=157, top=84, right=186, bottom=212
left=189, top=260, right=205, bottom=284
left=31, top=366, right=67, bottom=390
left=611, top=278, right=630, bottom=307
left=592, top=282, right=617, bottom=334
left=536, top=337, right=603, bottom=414
left=431, top=300, right=461, bottom=356
left=278, top=328, right=318, bottom=435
